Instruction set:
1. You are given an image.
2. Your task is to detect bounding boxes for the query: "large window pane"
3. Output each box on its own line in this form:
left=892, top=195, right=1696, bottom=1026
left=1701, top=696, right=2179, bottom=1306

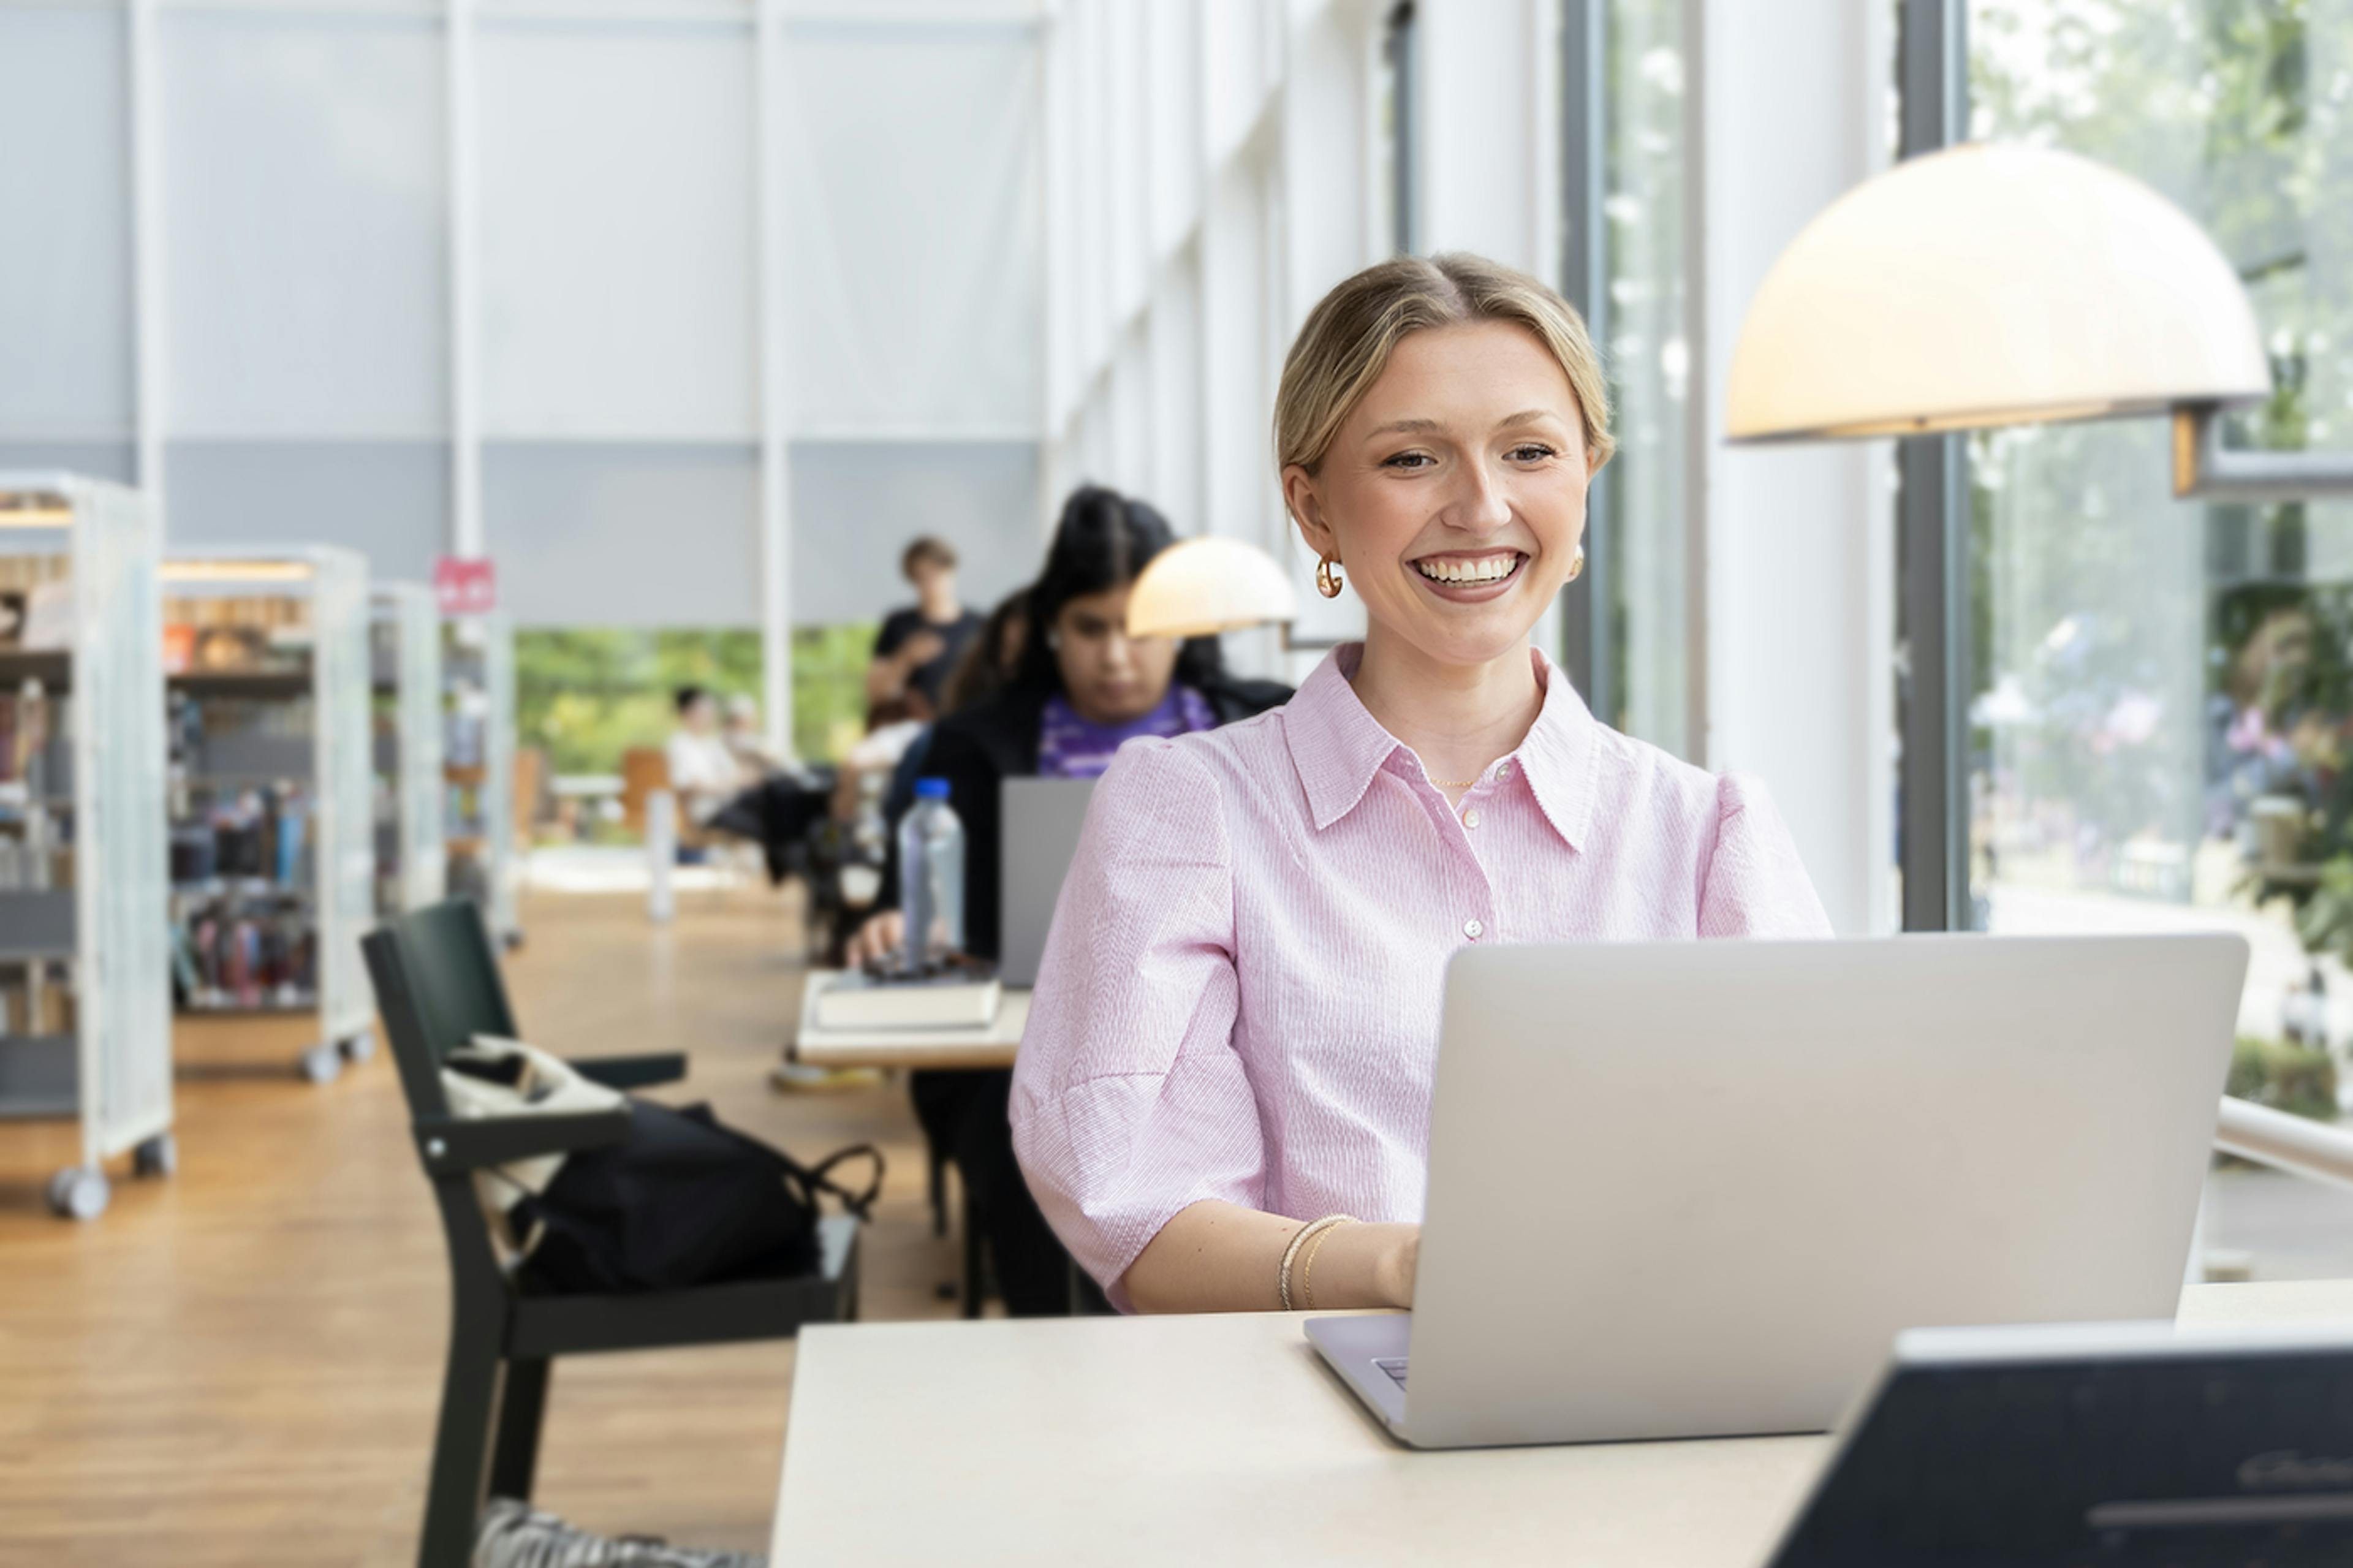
left=1967, top=0, right=2353, bottom=1278
left=1599, top=0, right=1689, bottom=754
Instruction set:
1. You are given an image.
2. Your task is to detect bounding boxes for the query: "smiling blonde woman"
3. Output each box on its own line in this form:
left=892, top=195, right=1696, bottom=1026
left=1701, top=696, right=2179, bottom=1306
left=1010, top=253, right=1831, bottom=1315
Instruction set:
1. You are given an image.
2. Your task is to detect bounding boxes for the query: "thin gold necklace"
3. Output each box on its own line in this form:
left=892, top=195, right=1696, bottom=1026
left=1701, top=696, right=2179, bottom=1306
left=1428, top=774, right=1477, bottom=790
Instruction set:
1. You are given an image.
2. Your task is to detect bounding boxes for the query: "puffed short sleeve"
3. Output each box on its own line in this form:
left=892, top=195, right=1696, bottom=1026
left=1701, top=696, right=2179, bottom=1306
left=1697, top=773, right=1835, bottom=938
left=1009, top=739, right=1265, bottom=1309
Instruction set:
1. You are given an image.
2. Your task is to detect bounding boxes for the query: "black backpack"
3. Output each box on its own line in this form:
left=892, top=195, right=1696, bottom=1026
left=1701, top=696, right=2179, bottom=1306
left=510, top=1100, right=881, bottom=1295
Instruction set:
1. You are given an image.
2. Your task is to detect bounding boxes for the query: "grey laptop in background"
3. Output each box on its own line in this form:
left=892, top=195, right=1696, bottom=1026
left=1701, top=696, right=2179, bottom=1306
left=1308, top=933, right=2248, bottom=1450
left=997, top=778, right=1097, bottom=987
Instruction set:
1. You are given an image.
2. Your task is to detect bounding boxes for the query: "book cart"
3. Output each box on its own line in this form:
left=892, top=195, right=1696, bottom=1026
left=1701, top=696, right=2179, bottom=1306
left=162, top=547, right=375, bottom=1085
left=0, top=475, right=172, bottom=1221
left=370, top=583, right=446, bottom=917
left=444, top=614, right=520, bottom=947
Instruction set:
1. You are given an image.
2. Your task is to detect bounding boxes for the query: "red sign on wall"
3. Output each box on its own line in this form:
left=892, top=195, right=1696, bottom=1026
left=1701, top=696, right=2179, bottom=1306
left=433, top=556, right=497, bottom=616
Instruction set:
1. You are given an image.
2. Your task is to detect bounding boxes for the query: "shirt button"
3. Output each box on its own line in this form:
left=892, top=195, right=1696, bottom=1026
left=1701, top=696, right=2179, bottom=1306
left=1463, top=808, right=1481, bottom=829
left=1496, top=762, right=1514, bottom=779
left=1463, top=918, right=1484, bottom=941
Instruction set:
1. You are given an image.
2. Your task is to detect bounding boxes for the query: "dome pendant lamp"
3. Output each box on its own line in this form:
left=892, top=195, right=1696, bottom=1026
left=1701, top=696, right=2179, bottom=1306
left=1727, top=142, right=2353, bottom=501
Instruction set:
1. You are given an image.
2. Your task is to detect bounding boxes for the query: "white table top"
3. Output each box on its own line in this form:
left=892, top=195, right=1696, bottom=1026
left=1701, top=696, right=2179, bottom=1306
left=772, top=1280, right=2353, bottom=1567
left=790, top=970, right=1028, bottom=1069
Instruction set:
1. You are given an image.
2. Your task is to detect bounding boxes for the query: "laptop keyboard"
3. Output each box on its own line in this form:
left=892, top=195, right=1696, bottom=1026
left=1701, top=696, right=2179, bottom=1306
left=1374, top=1357, right=1409, bottom=1390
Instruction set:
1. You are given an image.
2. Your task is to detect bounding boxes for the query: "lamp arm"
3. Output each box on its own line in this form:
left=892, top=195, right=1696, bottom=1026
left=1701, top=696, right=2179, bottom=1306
left=2172, top=403, right=2353, bottom=504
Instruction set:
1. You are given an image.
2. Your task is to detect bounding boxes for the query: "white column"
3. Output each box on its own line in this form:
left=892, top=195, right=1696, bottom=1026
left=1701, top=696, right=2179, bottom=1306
left=446, top=0, right=483, bottom=558
left=754, top=0, right=794, bottom=757
left=1199, top=162, right=1268, bottom=540
left=1145, top=251, right=1204, bottom=537
left=1413, top=0, right=1553, bottom=271
left=1039, top=0, right=1076, bottom=534
left=1280, top=0, right=1376, bottom=335
left=1412, top=0, right=1565, bottom=659
left=127, top=0, right=166, bottom=524
left=1691, top=0, right=1895, bottom=936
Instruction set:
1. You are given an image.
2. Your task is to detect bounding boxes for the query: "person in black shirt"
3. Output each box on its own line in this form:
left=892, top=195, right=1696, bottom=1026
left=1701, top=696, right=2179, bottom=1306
left=866, top=536, right=985, bottom=719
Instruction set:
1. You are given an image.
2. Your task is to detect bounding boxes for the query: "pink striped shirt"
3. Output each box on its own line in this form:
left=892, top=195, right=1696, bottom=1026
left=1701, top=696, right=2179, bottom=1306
left=1010, top=644, right=1831, bottom=1306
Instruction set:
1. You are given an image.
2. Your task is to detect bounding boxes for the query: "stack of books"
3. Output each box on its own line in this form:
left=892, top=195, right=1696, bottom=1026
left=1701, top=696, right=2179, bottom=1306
left=810, top=968, right=1002, bottom=1031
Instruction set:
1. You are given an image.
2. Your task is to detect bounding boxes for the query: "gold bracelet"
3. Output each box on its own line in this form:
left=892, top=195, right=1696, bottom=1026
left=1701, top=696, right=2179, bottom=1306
left=1278, top=1213, right=1357, bottom=1312
left=1298, top=1217, right=1355, bottom=1311
left=1278, top=1218, right=1324, bottom=1311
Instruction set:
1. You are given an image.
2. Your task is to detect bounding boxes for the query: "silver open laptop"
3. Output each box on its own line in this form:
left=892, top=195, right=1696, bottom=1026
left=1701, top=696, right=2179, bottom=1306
left=1306, top=933, right=2248, bottom=1449
left=998, top=778, right=1096, bottom=987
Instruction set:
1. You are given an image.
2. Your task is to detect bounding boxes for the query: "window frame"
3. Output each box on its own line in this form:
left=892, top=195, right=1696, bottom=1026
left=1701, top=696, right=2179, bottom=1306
left=1557, top=0, right=1612, bottom=717
left=1895, top=0, right=1972, bottom=933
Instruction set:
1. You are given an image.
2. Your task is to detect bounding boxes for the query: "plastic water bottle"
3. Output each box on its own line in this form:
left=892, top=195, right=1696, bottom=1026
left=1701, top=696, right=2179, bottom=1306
left=897, top=778, right=964, bottom=974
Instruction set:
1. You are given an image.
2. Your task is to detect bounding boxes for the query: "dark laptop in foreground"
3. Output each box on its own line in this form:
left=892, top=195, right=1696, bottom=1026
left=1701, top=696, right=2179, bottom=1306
left=1767, top=1319, right=2353, bottom=1566
left=1307, top=934, right=2248, bottom=1449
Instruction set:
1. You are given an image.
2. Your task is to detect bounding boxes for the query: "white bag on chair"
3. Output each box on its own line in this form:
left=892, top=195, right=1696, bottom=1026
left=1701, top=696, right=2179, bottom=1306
left=440, top=1034, right=627, bottom=1257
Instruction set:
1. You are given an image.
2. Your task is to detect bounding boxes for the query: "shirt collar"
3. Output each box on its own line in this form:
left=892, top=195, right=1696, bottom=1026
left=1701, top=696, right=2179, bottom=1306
left=1283, top=643, right=1599, bottom=849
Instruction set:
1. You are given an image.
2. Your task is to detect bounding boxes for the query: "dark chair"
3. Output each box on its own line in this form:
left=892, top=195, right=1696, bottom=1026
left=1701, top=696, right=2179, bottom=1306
left=364, top=901, right=860, bottom=1568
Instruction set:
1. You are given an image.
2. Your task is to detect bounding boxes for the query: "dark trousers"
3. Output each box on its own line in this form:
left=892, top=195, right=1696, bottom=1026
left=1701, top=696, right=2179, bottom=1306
left=909, top=1068, right=1105, bottom=1316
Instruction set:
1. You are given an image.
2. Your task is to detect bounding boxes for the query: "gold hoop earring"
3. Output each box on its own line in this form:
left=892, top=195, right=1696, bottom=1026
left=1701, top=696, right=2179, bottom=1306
left=1566, top=547, right=1587, bottom=583
left=1316, top=555, right=1344, bottom=599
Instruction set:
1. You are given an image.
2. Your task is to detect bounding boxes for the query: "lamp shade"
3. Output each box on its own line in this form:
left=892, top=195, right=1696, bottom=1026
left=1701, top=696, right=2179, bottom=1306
left=1726, top=143, right=2269, bottom=442
left=1125, top=536, right=1298, bottom=638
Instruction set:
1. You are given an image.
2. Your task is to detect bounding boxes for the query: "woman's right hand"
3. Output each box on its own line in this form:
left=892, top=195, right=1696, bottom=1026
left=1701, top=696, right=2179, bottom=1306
left=846, top=910, right=904, bottom=970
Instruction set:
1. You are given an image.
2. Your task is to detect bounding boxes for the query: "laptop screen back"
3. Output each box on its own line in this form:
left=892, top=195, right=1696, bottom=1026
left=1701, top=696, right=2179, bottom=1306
left=997, top=778, right=1097, bottom=987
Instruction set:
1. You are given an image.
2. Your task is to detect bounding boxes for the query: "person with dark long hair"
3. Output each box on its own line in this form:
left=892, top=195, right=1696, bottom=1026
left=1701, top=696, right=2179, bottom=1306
left=845, top=485, right=1290, bottom=1313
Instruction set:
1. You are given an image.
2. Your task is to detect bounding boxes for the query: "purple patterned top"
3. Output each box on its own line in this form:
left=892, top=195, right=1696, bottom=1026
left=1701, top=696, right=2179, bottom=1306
left=1037, top=684, right=1217, bottom=779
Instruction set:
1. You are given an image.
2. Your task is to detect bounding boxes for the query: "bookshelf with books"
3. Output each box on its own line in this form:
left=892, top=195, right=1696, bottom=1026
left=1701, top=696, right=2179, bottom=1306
left=164, top=548, right=374, bottom=1085
left=0, top=475, right=172, bottom=1221
left=370, top=583, right=446, bottom=918
left=444, top=614, right=519, bottom=948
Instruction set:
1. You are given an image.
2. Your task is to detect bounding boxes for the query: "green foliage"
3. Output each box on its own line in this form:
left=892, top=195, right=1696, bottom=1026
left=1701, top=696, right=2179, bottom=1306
left=2228, top=1032, right=2340, bottom=1121
left=2290, top=853, right=2353, bottom=962
left=793, top=623, right=881, bottom=765
left=515, top=624, right=877, bottom=776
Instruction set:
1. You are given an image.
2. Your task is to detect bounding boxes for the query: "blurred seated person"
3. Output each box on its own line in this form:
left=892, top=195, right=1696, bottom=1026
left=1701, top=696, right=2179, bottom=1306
left=2207, top=583, right=2333, bottom=841
left=664, top=686, right=747, bottom=835
left=722, top=692, right=793, bottom=782
left=843, top=486, right=1291, bottom=1315
left=875, top=589, right=1033, bottom=829
left=866, top=535, right=985, bottom=722
left=832, top=588, right=1033, bottom=828
left=828, top=704, right=930, bottom=828
left=942, top=587, right=1031, bottom=716
left=703, top=691, right=833, bottom=887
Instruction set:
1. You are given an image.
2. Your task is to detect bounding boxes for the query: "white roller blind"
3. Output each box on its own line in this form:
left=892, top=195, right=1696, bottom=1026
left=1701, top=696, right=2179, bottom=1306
left=790, top=441, right=1038, bottom=625
left=781, top=21, right=1042, bottom=436
left=0, top=442, right=135, bottom=485
left=160, top=12, right=447, bottom=439
left=164, top=439, right=449, bottom=583
left=0, top=8, right=133, bottom=441
left=477, top=24, right=757, bottom=442
left=484, top=442, right=759, bottom=627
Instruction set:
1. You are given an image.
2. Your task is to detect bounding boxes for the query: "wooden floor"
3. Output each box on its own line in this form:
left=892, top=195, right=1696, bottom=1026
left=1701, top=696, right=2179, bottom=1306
left=0, top=888, right=961, bottom=1566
